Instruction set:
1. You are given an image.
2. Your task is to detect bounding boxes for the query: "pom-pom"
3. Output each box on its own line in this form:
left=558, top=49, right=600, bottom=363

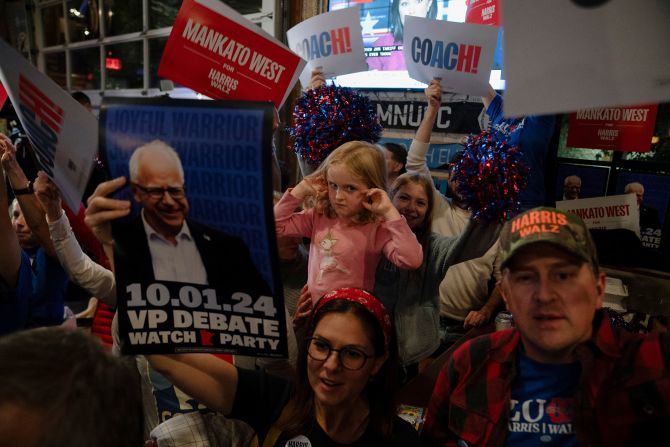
left=288, top=84, right=383, bottom=168
left=451, top=131, right=529, bottom=222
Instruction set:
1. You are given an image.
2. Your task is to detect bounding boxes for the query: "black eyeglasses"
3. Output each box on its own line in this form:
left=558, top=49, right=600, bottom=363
left=306, top=337, right=371, bottom=371
left=132, top=183, right=186, bottom=200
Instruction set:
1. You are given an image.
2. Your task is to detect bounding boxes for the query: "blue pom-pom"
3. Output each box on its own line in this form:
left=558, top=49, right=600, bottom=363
left=451, top=131, right=529, bottom=222
left=288, top=84, right=383, bottom=168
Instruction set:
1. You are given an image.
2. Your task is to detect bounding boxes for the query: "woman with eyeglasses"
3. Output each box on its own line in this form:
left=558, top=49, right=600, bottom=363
left=147, top=288, right=420, bottom=446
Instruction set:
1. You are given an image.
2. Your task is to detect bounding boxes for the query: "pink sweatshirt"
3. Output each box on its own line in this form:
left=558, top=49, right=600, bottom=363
left=274, top=191, right=423, bottom=303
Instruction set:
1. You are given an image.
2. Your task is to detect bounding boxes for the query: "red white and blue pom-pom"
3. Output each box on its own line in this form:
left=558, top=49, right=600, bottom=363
left=288, top=84, right=383, bottom=168
left=451, top=131, right=528, bottom=222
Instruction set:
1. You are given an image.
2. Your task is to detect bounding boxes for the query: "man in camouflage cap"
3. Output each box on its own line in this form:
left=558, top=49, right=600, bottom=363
left=423, top=207, right=670, bottom=447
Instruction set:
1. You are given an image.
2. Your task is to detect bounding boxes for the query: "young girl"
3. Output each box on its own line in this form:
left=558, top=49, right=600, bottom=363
left=274, top=141, right=423, bottom=304
left=374, top=173, right=501, bottom=377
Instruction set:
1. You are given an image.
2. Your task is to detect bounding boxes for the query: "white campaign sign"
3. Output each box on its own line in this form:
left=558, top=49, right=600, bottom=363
left=0, top=40, right=97, bottom=211
left=556, top=194, right=640, bottom=237
left=287, top=6, right=367, bottom=87
left=403, top=16, right=498, bottom=96
left=503, top=0, right=670, bottom=117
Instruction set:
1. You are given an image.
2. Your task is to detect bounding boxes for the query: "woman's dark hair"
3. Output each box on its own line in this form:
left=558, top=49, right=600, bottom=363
left=383, top=142, right=408, bottom=175
left=275, top=298, right=400, bottom=440
left=389, top=172, right=435, bottom=248
left=390, top=0, right=438, bottom=43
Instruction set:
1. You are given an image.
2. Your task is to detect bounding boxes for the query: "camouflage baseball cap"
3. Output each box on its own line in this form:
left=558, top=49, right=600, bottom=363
left=500, top=207, right=599, bottom=271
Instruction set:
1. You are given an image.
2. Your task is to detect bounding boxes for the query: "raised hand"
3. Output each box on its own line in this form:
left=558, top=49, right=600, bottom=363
left=0, top=134, right=24, bottom=184
left=85, top=176, right=131, bottom=245
left=363, top=188, right=401, bottom=221
left=425, top=79, right=442, bottom=109
left=0, top=133, right=16, bottom=169
left=33, top=171, right=63, bottom=222
left=308, top=68, right=326, bottom=90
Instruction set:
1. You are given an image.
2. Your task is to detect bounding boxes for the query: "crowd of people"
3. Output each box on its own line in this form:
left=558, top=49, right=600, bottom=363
left=1, top=71, right=669, bottom=447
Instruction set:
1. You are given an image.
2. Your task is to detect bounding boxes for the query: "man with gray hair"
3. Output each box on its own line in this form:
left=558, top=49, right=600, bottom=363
left=87, top=139, right=275, bottom=433
left=562, top=175, right=581, bottom=200
left=624, top=181, right=660, bottom=231
left=0, top=134, right=69, bottom=334
left=113, top=139, right=269, bottom=311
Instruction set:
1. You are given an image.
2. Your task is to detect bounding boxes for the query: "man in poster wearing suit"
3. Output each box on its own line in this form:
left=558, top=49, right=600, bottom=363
left=86, top=139, right=278, bottom=432
left=624, top=181, right=661, bottom=232
left=111, top=139, right=270, bottom=298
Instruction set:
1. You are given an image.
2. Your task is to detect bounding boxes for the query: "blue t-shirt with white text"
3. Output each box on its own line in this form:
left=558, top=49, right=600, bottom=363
left=506, top=350, right=580, bottom=446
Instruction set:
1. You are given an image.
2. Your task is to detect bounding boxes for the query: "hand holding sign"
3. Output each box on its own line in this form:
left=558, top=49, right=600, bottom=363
left=425, top=79, right=442, bottom=108
left=308, top=68, right=326, bottom=91
left=85, top=176, right=131, bottom=246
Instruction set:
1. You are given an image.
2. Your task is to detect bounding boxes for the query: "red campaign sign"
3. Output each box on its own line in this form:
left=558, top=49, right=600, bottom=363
left=158, top=0, right=303, bottom=108
left=0, top=81, right=7, bottom=109
left=465, top=0, right=501, bottom=26
left=567, top=104, right=658, bottom=152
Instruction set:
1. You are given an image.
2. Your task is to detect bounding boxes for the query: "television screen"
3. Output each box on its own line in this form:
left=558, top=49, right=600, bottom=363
left=328, top=0, right=504, bottom=90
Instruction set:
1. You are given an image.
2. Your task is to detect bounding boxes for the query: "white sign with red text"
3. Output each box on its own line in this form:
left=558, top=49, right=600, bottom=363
left=159, top=0, right=305, bottom=108
left=0, top=40, right=96, bottom=211
left=287, top=6, right=366, bottom=87
left=403, top=16, right=498, bottom=96
left=556, top=194, right=639, bottom=237
left=502, top=0, right=670, bottom=117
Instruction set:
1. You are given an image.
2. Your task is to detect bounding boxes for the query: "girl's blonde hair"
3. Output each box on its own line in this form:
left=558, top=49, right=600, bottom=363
left=307, top=141, right=387, bottom=224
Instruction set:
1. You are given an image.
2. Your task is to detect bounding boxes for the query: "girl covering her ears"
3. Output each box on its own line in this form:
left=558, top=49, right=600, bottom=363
left=147, top=288, right=421, bottom=446
left=274, top=141, right=423, bottom=304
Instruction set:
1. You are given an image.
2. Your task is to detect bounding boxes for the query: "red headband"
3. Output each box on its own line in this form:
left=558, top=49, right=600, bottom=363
left=315, top=288, right=392, bottom=350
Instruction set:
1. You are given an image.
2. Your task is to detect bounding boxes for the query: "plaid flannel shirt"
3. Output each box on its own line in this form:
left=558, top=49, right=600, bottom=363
left=422, top=310, right=670, bottom=447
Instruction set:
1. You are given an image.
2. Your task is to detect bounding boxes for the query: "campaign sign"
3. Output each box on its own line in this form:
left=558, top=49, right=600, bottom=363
left=287, top=6, right=367, bottom=87
left=502, top=0, right=670, bottom=117
left=556, top=194, right=639, bottom=237
left=403, top=16, right=498, bottom=96
left=0, top=39, right=97, bottom=211
left=567, top=104, right=658, bottom=152
left=158, top=0, right=305, bottom=108
left=100, top=97, right=287, bottom=357
left=465, top=0, right=501, bottom=26
left=0, top=81, right=7, bottom=109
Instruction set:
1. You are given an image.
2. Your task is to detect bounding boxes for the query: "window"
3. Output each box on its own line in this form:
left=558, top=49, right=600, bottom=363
left=34, top=0, right=277, bottom=93
left=71, top=46, right=100, bottom=90
left=105, top=41, right=143, bottom=89
left=67, top=0, right=100, bottom=42
left=44, top=51, right=67, bottom=89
